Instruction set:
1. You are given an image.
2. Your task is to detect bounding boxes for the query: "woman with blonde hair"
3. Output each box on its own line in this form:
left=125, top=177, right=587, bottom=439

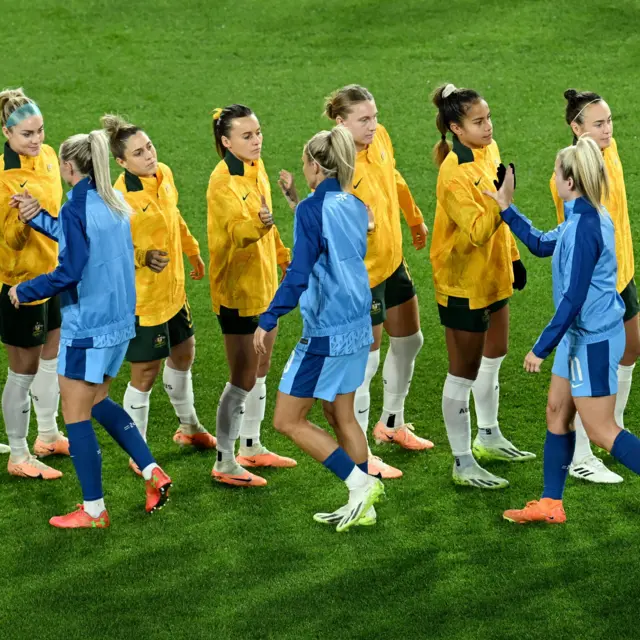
left=10, top=129, right=172, bottom=527
left=255, top=126, right=383, bottom=532
left=485, top=137, right=640, bottom=524
left=0, top=87, right=69, bottom=478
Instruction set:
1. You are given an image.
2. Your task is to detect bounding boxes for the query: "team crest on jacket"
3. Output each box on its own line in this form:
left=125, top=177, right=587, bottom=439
left=165, top=184, right=171, bottom=194
left=381, top=151, right=386, bottom=161
left=336, top=193, right=348, bottom=202
left=32, top=322, right=44, bottom=337
left=47, top=164, right=53, bottom=172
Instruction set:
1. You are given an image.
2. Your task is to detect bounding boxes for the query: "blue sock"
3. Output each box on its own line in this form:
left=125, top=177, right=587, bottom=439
left=67, top=420, right=103, bottom=501
left=91, top=397, right=155, bottom=471
left=611, top=429, right=640, bottom=474
left=322, top=447, right=356, bottom=481
left=357, top=460, right=368, bottom=474
left=541, top=430, right=576, bottom=500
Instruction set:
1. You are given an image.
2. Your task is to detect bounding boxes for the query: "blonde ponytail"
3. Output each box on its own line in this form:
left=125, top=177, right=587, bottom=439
left=59, top=130, right=131, bottom=217
left=304, top=126, right=356, bottom=190
left=556, top=135, right=609, bottom=212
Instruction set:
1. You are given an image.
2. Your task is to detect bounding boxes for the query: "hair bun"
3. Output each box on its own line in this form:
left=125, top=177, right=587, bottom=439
left=564, top=88, right=578, bottom=101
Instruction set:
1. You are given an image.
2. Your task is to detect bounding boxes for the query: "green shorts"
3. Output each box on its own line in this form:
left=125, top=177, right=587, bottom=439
left=620, top=278, right=639, bottom=323
left=438, top=296, right=509, bottom=333
left=126, top=302, right=195, bottom=363
left=216, top=306, right=260, bottom=335
left=0, top=284, right=62, bottom=348
left=369, top=259, right=417, bottom=327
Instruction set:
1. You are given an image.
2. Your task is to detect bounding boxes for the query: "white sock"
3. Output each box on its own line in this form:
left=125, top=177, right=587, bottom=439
left=572, top=412, right=593, bottom=463
left=123, top=383, right=152, bottom=441
left=216, top=383, right=249, bottom=460
left=163, top=364, right=199, bottom=426
left=472, top=355, right=504, bottom=442
left=141, top=463, right=158, bottom=481
left=442, top=373, right=474, bottom=457
left=2, top=369, right=35, bottom=461
left=31, top=357, right=60, bottom=442
left=379, top=331, right=423, bottom=428
left=615, top=363, right=635, bottom=429
left=354, top=349, right=381, bottom=442
left=240, top=376, right=266, bottom=449
left=345, top=465, right=372, bottom=491
left=84, top=498, right=106, bottom=518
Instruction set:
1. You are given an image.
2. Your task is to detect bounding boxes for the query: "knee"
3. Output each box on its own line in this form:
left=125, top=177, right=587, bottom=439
left=132, top=363, right=161, bottom=392
left=390, top=330, right=424, bottom=356
left=273, top=410, right=293, bottom=437
left=545, top=399, right=562, bottom=426
left=169, top=352, right=194, bottom=371
left=257, top=358, right=271, bottom=379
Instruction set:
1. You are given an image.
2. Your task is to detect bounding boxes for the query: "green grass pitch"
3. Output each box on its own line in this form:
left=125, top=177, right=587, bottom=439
left=1, top=1, right=640, bottom=638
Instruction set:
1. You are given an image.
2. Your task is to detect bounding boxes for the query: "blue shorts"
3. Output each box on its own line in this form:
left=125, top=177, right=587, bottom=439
left=58, top=341, right=129, bottom=384
left=279, top=344, right=370, bottom=402
left=551, top=331, right=625, bottom=397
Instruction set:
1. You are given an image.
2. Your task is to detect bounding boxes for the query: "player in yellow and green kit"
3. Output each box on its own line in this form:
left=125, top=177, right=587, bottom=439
left=430, top=83, right=535, bottom=490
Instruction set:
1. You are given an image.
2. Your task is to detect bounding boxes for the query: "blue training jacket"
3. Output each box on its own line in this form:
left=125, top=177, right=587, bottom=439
left=501, top=197, right=624, bottom=359
left=16, top=177, right=136, bottom=348
left=259, top=177, right=373, bottom=356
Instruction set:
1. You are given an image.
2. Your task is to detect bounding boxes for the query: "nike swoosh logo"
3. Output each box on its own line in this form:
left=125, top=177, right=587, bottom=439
left=354, top=178, right=363, bottom=189
left=22, top=409, right=29, bottom=414
left=130, top=405, right=146, bottom=410
left=142, top=204, right=150, bottom=212
left=259, top=395, right=266, bottom=400
left=474, top=178, right=481, bottom=186
left=20, top=181, right=28, bottom=188
left=385, top=433, right=394, bottom=441
left=242, top=194, right=249, bottom=200
left=231, top=476, right=251, bottom=483
left=239, top=410, right=245, bottom=414
left=357, top=409, right=368, bottom=414
left=571, top=383, right=583, bottom=389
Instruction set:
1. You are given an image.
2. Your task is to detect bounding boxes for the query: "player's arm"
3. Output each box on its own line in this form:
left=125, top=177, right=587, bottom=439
left=500, top=204, right=563, bottom=258
left=444, top=177, right=503, bottom=247
left=258, top=202, right=322, bottom=331
left=17, top=200, right=89, bottom=302
left=532, top=219, right=601, bottom=359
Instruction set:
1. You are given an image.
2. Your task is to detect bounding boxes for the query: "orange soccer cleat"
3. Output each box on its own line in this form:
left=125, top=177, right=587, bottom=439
left=50, top=505, right=110, bottom=529
left=503, top=498, right=566, bottom=525
left=373, top=422, right=435, bottom=451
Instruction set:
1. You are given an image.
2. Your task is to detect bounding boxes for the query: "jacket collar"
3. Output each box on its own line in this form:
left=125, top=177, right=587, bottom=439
left=311, top=177, right=342, bottom=199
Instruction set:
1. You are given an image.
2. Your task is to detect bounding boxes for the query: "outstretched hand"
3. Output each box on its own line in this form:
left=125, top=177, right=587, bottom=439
left=484, top=163, right=516, bottom=211
left=278, top=170, right=300, bottom=211
left=259, top=195, right=274, bottom=227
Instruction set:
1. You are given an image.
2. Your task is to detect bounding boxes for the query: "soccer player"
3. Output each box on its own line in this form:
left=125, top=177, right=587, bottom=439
left=102, top=114, right=214, bottom=474
left=207, top=104, right=295, bottom=486
left=549, top=90, right=638, bottom=484
left=431, top=83, right=534, bottom=490
left=492, top=139, right=640, bottom=524
left=9, top=129, right=172, bottom=528
left=255, top=126, right=384, bottom=531
left=279, top=85, right=431, bottom=480
left=0, top=88, right=69, bottom=477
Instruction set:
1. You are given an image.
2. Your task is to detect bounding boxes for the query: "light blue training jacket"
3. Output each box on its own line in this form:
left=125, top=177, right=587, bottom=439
left=259, top=177, right=373, bottom=356
left=17, top=176, right=136, bottom=348
left=501, top=196, right=625, bottom=359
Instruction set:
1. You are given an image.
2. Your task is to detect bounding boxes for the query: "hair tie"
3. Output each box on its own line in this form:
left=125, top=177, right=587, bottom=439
left=212, top=108, right=223, bottom=122
left=441, top=133, right=447, bottom=141
left=442, top=84, right=457, bottom=99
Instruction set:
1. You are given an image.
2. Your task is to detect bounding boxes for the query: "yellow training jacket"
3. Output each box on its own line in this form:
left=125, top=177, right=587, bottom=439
left=0, top=143, right=61, bottom=297
left=207, top=152, right=291, bottom=317
left=430, top=137, right=519, bottom=309
left=114, top=162, right=200, bottom=327
left=351, top=124, right=424, bottom=288
left=550, top=138, right=633, bottom=292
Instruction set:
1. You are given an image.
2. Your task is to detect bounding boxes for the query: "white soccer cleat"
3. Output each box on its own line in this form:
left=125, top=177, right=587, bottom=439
left=452, top=459, right=509, bottom=489
left=336, top=478, right=384, bottom=532
left=569, top=455, right=623, bottom=484
left=313, top=504, right=376, bottom=526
